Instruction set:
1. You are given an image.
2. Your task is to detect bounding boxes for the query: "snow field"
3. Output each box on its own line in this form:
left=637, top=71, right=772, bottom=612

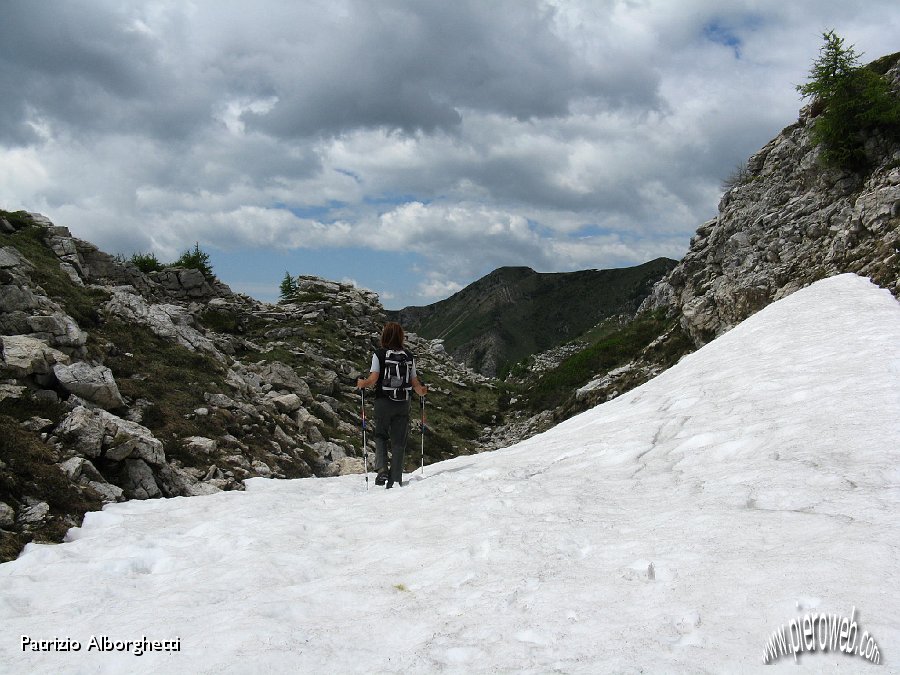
left=1, top=274, right=899, bottom=673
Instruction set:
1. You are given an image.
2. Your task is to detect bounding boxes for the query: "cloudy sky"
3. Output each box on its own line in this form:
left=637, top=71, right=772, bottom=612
left=1, top=1, right=898, bottom=308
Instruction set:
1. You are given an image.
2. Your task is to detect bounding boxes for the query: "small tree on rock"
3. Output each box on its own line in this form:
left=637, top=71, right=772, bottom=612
left=797, top=31, right=900, bottom=170
left=279, top=271, right=298, bottom=301
left=174, top=242, right=214, bottom=278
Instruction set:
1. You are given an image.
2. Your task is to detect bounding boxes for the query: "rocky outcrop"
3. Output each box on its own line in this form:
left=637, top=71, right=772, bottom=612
left=104, top=287, right=222, bottom=356
left=642, top=57, right=900, bottom=344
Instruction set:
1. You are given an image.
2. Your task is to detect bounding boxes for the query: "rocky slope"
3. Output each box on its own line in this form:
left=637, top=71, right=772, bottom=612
left=0, top=211, right=496, bottom=560
left=391, top=259, right=676, bottom=377
left=641, top=54, right=900, bottom=343
left=488, top=52, right=900, bottom=440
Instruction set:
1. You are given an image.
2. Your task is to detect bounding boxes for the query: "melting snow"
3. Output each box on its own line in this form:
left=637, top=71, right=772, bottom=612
left=2, top=274, right=899, bottom=673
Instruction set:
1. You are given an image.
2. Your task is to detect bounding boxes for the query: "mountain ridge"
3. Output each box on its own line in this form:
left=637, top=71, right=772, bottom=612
left=390, top=257, right=677, bottom=376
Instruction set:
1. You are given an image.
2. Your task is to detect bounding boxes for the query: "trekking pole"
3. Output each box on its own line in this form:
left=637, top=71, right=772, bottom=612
left=360, top=387, right=369, bottom=491
left=420, top=393, right=426, bottom=476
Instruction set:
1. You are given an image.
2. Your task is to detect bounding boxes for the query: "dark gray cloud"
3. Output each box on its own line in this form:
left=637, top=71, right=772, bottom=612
left=243, top=0, right=661, bottom=139
left=0, top=2, right=211, bottom=143
left=1, top=0, right=899, bottom=306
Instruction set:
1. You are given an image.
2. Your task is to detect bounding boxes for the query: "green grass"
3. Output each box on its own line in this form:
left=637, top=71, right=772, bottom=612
left=525, top=311, right=683, bottom=412
left=98, top=320, right=233, bottom=464
left=198, top=308, right=242, bottom=334
left=396, top=259, right=677, bottom=375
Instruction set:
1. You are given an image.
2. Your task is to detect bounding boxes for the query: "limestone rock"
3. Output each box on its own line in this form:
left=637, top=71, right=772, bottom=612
left=271, top=393, right=303, bottom=413
left=0, top=284, right=40, bottom=313
left=55, top=406, right=165, bottom=466
left=17, top=501, right=50, bottom=526
left=89, top=481, right=125, bottom=503
left=0, top=501, right=15, bottom=528
left=104, top=288, right=222, bottom=357
left=53, top=361, right=125, bottom=409
left=1, top=335, right=71, bottom=377
left=57, top=457, right=121, bottom=501
left=642, top=58, right=900, bottom=343
left=120, top=459, right=161, bottom=499
left=184, top=436, right=217, bottom=455
left=329, top=457, right=365, bottom=476
left=0, top=383, right=26, bottom=402
left=311, top=440, right=346, bottom=463
left=251, top=460, right=272, bottom=476
left=0, top=246, right=33, bottom=270
left=249, top=361, right=312, bottom=399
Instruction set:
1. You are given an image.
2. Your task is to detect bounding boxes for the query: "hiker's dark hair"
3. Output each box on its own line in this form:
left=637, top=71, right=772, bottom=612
left=381, top=322, right=404, bottom=350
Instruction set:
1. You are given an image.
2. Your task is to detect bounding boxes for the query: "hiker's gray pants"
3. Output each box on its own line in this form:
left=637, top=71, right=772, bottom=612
left=374, top=397, right=410, bottom=483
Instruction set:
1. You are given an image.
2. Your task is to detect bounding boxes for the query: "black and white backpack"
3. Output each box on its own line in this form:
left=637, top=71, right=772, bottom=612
left=376, top=348, right=413, bottom=401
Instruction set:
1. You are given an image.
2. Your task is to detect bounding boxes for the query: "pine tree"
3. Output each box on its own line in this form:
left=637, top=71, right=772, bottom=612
left=279, top=271, right=298, bottom=301
left=174, top=242, right=214, bottom=277
left=797, top=31, right=900, bottom=170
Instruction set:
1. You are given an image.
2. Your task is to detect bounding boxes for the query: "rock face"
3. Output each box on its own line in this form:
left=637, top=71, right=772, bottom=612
left=642, top=57, right=900, bottom=345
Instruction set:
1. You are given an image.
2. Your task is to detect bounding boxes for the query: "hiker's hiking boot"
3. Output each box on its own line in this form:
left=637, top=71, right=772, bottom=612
left=375, top=472, right=388, bottom=486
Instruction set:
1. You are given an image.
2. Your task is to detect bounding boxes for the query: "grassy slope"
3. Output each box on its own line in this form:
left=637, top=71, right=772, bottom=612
left=393, top=258, right=677, bottom=374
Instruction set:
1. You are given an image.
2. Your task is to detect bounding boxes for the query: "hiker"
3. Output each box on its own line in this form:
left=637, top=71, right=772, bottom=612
left=356, top=322, right=428, bottom=488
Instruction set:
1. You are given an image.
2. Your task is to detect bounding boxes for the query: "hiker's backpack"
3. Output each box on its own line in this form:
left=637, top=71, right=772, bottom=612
left=376, top=348, right=413, bottom=401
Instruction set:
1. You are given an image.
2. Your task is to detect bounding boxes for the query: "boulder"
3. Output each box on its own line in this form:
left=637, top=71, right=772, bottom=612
left=0, top=285, right=40, bottom=313
left=55, top=407, right=106, bottom=458
left=28, top=313, right=87, bottom=349
left=53, top=362, right=125, bottom=410
left=326, top=457, right=365, bottom=476
left=89, top=481, right=125, bottom=503
left=55, top=406, right=165, bottom=466
left=0, top=246, right=33, bottom=270
left=57, top=457, right=120, bottom=500
left=0, top=501, right=15, bottom=528
left=0, top=383, right=27, bottom=402
left=251, top=460, right=272, bottom=477
left=157, top=463, right=221, bottom=497
left=184, top=436, right=217, bottom=455
left=17, top=501, right=50, bottom=526
left=311, top=440, right=346, bottom=462
left=271, top=393, right=303, bottom=413
left=59, top=456, right=98, bottom=481
left=250, top=361, right=312, bottom=399
left=1, top=335, right=70, bottom=377
left=120, top=459, right=161, bottom=499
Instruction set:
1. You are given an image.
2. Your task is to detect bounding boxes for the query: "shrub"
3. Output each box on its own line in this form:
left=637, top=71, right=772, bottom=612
left=721, top=160, right=752, bottom=190
left=130, top=251, right=164, bottom=273
left=173, top=242, right=214, bottom=277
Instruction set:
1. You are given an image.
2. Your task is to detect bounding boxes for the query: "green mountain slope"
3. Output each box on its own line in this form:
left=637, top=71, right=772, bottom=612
left=390, top=258, right=677, bottom=376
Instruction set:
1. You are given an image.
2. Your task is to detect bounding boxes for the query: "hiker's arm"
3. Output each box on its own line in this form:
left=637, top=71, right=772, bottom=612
left=411, top=376, right=428, bottom=397
left=357, top=371, right=379, bottom=389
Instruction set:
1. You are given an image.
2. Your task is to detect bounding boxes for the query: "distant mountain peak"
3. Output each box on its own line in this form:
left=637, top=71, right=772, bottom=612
left=391, top=258, right=677, bottom=376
